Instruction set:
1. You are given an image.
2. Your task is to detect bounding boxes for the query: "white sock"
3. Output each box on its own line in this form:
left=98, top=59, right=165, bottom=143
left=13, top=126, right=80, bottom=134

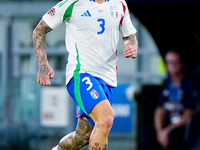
left=51, top=145, right=58, bottom=150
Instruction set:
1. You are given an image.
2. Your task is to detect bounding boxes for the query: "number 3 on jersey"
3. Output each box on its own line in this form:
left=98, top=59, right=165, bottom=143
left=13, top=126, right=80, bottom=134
left=97, top=18, right=105, bottom=34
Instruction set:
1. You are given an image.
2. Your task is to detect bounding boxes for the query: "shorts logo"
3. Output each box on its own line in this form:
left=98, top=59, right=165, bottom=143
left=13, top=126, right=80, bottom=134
left=47, top=8, right=56, bottom=18
left=90, top=89, right=99, bottom=99
left=110, top=6, right=118, bottom=18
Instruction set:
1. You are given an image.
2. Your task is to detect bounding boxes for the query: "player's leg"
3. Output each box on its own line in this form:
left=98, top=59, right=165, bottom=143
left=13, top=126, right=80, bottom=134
left=66, top=73, right=115, bottom=150
left=52, top=117, right=93, bottom=150
left=88, top=99, right=114, bottom=150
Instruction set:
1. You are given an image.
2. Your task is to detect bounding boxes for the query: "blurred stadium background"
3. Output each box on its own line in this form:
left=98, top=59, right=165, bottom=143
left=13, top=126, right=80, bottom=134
left=0, top=0, right=200, bottom=150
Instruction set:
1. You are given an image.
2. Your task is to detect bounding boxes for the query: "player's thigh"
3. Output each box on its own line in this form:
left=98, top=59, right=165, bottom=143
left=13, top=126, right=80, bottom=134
left=67, top=73, right=110, bottom=116
left=89, top=99, right=114, bottom=124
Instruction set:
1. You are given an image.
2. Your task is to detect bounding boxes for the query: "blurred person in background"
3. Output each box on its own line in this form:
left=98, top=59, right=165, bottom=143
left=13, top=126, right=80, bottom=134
left=142, top=50, right=196, bottom=150
left=32, top=0, right=138, bottom=150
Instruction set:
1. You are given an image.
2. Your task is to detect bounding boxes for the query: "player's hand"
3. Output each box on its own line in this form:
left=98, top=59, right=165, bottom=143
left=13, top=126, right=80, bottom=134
left=124, top=45, right=137, bottom=59
left=37, top=64, right=54, bottom=86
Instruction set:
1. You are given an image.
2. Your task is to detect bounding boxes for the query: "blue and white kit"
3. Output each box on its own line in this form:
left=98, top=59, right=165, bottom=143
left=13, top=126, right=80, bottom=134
left=42, top=0, right=137, bottom=124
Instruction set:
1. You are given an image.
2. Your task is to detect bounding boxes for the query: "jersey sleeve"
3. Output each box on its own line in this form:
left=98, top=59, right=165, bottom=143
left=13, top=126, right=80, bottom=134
left=119, top=0, right=137, bottom=37
left=157, top=79, right=169, bottom=107
left=42, top=0, right=78, bottom=29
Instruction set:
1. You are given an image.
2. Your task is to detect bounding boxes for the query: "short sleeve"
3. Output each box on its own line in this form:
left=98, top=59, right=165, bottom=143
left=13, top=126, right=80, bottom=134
left=182, top=78, right=196, bottom=110
left=119, top=0, right=137, bottom=37
left=157, top=79, right=170, bottom=107
left=157, top=86, right=166, bottom=107
left=182, top=89, right=196, bottom=110
left=42, top=0, right=78, bottom=29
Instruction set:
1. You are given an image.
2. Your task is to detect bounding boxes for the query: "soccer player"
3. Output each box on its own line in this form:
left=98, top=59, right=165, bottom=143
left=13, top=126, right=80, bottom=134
left=32, top=0, right=138, bottom=149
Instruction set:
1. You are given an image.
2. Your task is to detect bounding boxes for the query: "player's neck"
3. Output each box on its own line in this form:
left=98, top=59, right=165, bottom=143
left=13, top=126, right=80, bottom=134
left=95, top=0, right=105, bottom=4
left=170, top=72, right=184, bottom=86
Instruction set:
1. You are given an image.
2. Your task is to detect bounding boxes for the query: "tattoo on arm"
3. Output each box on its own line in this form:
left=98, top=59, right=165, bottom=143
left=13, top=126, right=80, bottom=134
left=32, top=20, right=52, bottom=75
left=38, top=65, right=50, bottom=76
left=122, top=34, right=138, bottom=50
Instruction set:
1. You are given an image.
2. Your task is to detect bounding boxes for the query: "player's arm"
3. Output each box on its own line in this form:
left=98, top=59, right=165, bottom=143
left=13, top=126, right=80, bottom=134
left=32, top=20, right=54, bottom=86
left=154, top=107, right=166, bottom=131
left=164, top=108, right=194, bottom=132
left=154, top=107, right=170, bottom=147
left=122, top=34, right=138, bottom=59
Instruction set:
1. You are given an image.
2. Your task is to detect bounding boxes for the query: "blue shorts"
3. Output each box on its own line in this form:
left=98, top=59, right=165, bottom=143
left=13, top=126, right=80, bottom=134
left=66, top=73, right=116, bottom=126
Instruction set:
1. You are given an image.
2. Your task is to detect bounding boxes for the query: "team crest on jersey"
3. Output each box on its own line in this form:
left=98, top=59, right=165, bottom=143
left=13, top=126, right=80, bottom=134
left=110, top=6, right=118, bottom=18
left=90, top=89, right=99, bottom=99
left=47, top=8, right=56, bottom=18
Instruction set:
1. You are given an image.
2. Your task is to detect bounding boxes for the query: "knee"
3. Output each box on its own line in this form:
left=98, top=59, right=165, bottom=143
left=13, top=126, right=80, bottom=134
left=95, top=114, right=114, bottom=136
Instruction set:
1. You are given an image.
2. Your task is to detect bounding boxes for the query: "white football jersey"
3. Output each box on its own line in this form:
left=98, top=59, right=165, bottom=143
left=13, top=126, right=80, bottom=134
left=43, top=0, right=137, bottom=87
